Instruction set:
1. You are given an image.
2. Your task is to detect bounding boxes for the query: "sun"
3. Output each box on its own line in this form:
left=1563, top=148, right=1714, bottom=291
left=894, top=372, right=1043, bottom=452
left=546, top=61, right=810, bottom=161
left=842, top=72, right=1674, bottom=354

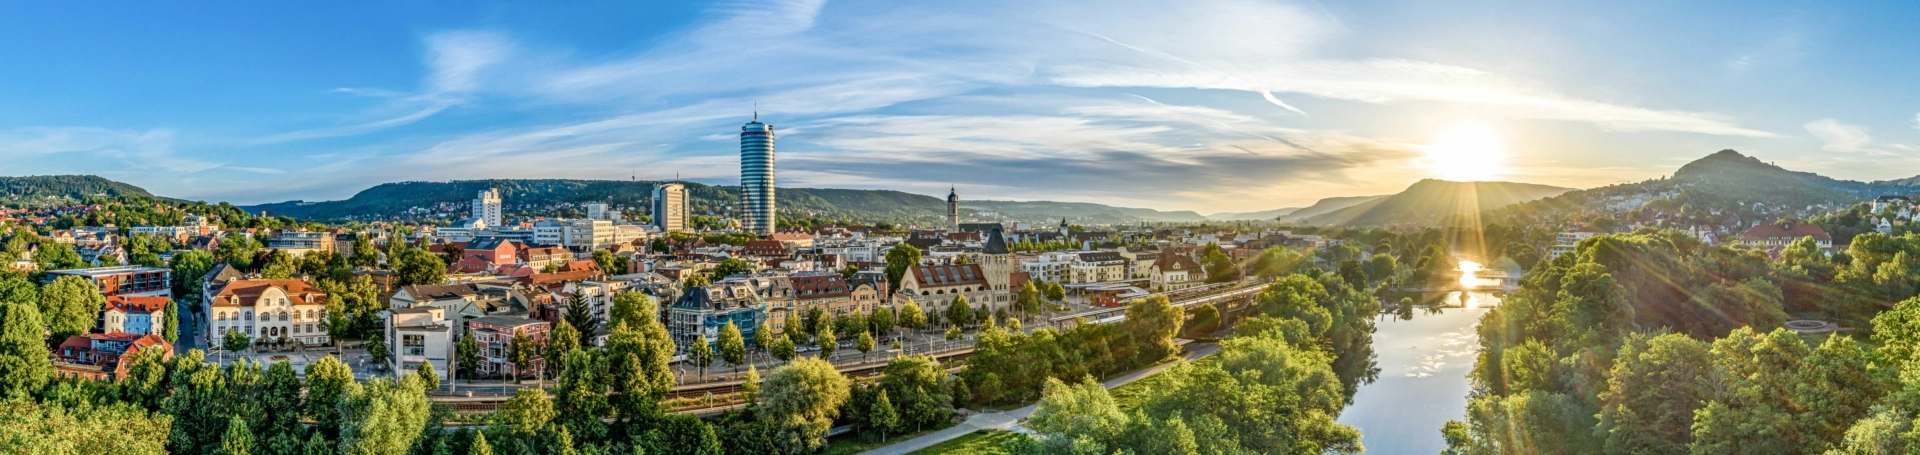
left=1421, top=123, right=1507, bottom=181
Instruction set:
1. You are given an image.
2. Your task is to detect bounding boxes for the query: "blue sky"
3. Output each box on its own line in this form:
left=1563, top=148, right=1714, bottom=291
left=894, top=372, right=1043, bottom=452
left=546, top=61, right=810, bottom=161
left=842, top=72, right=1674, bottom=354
left=3, top=0, right=1918, bottom=214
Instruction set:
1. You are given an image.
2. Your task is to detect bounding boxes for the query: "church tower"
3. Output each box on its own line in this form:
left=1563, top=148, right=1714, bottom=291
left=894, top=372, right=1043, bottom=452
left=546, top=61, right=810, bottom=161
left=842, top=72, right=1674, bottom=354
left=947, top=187, right=960, bottom=232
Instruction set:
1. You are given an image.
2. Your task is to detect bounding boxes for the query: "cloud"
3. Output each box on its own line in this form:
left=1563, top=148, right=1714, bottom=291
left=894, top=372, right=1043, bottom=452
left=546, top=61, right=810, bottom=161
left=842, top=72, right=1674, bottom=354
left=424, top=31, right=514, bottom=94
left=1805, top=119, right=1871, bottom=152
left=1913, top=112, right=1920, bottom=131
left=0, top=127, right=218, bottom=174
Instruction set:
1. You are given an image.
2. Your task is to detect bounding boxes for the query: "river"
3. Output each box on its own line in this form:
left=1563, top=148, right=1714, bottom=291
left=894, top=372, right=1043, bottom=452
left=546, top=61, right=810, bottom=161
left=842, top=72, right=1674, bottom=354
left=1339, top=291, right=1497, bottom=454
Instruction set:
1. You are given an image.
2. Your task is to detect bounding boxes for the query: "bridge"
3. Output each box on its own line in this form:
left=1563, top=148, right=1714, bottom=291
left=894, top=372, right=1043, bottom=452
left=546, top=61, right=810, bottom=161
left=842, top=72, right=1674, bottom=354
left=429, top=343, right=977, bottom=413
left=1046, top=279, right=1267, bottom=329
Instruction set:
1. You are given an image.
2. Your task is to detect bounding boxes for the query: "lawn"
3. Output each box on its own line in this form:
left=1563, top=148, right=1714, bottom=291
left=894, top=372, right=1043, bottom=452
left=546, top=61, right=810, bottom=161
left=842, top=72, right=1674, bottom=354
left=907, top=430, right=1024, bottom=455
left=821, top=422, right=957, bottom=455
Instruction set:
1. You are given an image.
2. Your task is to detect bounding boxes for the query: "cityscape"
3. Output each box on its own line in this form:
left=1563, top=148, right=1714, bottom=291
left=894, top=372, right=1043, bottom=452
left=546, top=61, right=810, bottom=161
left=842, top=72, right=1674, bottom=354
left=4, top=2, right=1920, bottom=455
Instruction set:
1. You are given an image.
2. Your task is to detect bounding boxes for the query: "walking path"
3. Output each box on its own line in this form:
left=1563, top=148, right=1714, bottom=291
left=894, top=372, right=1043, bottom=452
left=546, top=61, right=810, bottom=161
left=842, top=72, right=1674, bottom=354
left=859, top=343, right=1222, bottom=455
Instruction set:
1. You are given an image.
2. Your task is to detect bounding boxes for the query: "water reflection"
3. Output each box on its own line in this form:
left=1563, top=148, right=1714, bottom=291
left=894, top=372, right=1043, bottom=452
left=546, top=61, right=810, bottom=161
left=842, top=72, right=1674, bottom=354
left=1342, top=292, right=1499, bottom=455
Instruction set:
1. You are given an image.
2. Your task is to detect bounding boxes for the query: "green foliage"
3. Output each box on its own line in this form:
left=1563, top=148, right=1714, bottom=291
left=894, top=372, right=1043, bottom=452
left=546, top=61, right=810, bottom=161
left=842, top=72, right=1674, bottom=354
left=899, top=300, right=927, bottom=331
left=216, top=415, right=255, bottom=455
left=304, top=355, right=357, bottom=438
left=39, top=275, right=104, bottom=340
left=0, top=298, right=52, bottom=400
left=0, top=399, right=174, bottom=454
left=885, top=244, right=922, bottom=289
left=396, top=248, right=447, bottom=286
left=1182, top=303, right=1220, bottom=338
left=719, top=320, right=746, bottom=367
left=456, top=330, right=481, bottom=383
left=761, top=357, right=851, bottom=452
left=336, top=374, right=431, bottom=455
left=562, top=293, right=597, bottom=336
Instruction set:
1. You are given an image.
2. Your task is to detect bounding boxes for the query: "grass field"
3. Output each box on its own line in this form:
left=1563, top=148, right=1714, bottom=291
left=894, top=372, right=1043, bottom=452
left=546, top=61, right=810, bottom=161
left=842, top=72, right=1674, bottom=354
left=821, top=422, right=957, bottom=455
left=907, top=430, right=1023, bottom=455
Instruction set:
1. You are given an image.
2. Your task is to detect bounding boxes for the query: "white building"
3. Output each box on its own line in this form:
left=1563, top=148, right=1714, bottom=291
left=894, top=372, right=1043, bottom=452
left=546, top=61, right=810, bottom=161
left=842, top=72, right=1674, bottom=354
left=203, top=279, right=330, bottom=346
left=385, top=306, right=455, bottom=384
left=104, top=295, right=167, bottom=336
left=473, top=189, right=503, bottom=228
left=585, top=203, right=621, bottom=222
left=653, top=182, right=689, bottom=233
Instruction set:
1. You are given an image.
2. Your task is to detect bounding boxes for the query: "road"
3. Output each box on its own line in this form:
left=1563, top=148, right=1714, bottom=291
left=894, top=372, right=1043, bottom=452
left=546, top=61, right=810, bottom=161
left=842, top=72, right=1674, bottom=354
left=859, top=342, right=1222, bottom=455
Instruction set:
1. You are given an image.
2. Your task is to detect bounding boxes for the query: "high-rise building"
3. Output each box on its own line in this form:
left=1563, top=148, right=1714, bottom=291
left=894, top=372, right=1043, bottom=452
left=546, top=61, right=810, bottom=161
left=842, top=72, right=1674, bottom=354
left=740, top=114, right=776, bottom=235
left=947, top=187, right=960, bottom=232
left=585, top=203, right=620, bottom=222
left=473, top=189, right=502, bottom=228
left=653, top=182, right=689, bottom=232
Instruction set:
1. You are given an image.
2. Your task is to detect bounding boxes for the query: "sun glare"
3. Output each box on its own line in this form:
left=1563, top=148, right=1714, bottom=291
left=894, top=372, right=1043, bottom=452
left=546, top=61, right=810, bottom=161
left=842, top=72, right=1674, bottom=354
left=1422, top=123, right=1507, bottom=181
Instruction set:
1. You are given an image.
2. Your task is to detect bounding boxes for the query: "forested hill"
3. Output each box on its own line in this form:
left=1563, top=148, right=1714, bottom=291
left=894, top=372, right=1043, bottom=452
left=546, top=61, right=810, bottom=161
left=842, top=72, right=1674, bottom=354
left=239, top=179, right=1209, bottom=223
left=1302, top=179, right=1573, bottom=227
left=1671, top=149, right=1903, bottom=206
left=0, top=175, right=154, bottom=204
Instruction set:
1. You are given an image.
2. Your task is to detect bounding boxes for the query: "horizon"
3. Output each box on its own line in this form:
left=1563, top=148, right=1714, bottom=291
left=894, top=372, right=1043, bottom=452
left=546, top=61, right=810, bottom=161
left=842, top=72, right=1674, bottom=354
left=4, top=1, right=1919, bottom=213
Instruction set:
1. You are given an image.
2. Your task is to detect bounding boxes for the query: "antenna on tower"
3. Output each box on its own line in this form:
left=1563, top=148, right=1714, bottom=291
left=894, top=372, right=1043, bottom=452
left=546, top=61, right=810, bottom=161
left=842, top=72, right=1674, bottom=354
left=753, top=102, right=758, bottom=122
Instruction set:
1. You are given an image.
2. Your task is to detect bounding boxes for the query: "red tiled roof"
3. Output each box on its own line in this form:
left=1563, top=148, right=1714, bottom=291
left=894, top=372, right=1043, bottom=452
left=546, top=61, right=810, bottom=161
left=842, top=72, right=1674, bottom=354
left=1741, top=222, right=1831, bottom=242
left=211, top=279, right=327, bottom=307
left=106, top=295, right=168, bottom=314
left=1153, top=249, right=1201, bottom=272
left=909, top=264, right=987, bottom=288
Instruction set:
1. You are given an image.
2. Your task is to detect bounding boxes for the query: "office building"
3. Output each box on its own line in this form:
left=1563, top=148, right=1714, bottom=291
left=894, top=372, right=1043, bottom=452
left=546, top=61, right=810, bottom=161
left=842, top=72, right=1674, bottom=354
left=474, top=189, right=503, bottom=228
left=653, top=182, right=689, bottom=232
left=740, top=114, right=776, bottom=235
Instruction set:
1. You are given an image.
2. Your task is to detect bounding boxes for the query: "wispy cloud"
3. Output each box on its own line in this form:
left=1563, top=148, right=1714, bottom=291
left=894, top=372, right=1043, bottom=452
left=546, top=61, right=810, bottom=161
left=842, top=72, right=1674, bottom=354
left=1805, top=119, right=1871, bottom=152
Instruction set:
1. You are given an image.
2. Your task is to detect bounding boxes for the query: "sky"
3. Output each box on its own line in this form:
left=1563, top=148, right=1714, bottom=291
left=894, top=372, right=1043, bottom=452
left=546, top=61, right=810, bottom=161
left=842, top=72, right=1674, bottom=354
left=2, top=0, right=1919, bottom=215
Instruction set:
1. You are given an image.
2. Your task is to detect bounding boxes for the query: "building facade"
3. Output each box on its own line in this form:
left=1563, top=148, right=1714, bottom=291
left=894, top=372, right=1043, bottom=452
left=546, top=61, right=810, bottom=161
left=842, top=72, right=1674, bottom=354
left=385, top=306, right=454, bottom=383
left=468, top=316, right=550, bottom=379
left=204, top=279, right=330, bottom=346
left=740, top=115, right=776, bottom=235
left=474, top=188, right=503, bottom=228
left=653, top=182, right=689, bottom=233
left=46, top=265, right=172, bottom=298
left=103, top=295, right=168, bottom=335
left=668, top=283, right=765, bottom=352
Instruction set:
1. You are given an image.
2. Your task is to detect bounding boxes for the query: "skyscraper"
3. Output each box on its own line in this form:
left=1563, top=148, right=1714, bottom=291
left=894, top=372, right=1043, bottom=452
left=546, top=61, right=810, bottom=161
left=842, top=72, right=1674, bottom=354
left=740, top=114, right=776, bottom=235
left=947, top=187, right=960, bottom=232
left=653, top=182, right=689, bottom=232
left=473, top=188, right=502, bottom=228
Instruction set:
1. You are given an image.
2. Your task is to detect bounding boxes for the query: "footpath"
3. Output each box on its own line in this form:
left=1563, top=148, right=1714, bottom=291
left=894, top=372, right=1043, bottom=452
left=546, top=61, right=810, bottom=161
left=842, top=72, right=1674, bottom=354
left=859, top=343, right=1222, bottom=455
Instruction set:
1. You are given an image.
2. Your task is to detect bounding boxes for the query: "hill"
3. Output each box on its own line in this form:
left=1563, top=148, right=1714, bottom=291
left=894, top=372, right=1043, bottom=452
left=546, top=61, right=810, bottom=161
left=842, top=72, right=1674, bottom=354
left=241, top=179, right=1210, bottom=224
left=1280, top=196, right=1385, bottom=222
left=0, top=175, right=154, bottom=204
left=1303, top=180, right=1573, bottom=227
left=1670, top=149, right=1887, bottom=207
left=1206, top=207, right=1299, bottom=221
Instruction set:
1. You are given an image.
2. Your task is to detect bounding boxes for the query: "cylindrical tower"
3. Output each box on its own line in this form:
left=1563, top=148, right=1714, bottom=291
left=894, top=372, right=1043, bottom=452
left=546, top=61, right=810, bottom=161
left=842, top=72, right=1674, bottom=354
left=740, top=115, right=776, bottom=235
left=947, top=187, right=960, bottom=231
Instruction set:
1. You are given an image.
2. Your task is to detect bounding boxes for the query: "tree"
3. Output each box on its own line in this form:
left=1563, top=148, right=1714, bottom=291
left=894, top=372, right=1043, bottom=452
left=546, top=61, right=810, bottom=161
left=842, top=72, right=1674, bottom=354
left=900, top=300, right=927, bottom=331
left=1024, top=377, right=1128, bottom=453
left=396, top=249, right=447, bottom=286
left=609, top=292, right=655, bottom=332
left=39, top=275, right=105, bottom=339
left=468, top=432, right=493, bottom=455
left=770, top=333, right=796, bottom=363
left=754, top=319, right=774, bottom=360
left=499, top=388, right=555, bottom=437
left=260, top=361, right=306, bottom=442
left=259, top=249, right=298, bottom=279
left=553, top=349, right=609, bottom=443
left=591, top=249, right=626, bottom=275
left=547, top=320, right=581, bottom=376
left=456, top=330, right=481, bottom=382
left=507, top=331, right=536, bottom=382
left=336, top=374, right=432, bottom=455
left=350, top=235, right=379, bottom=268
left=871, top=307, right=896, bottom=336
left=304, top=355, right=356, bottom=438
left=719, top=320, right=746, bottom=369
left=563, top=293, right=598, bottom=336
left=215, top=235, right=261, bottom=270
left=761, top=357, right=852, bottom=452
left=1016, top=280, right=1043, bottom=316
left=885, top=244, right=923, bottom=288
left=945, top=326, right=962, bottom=341
left=1122, top=295, right=1183, bottom=364
left=215, top=416, right=256, bottom=455
left=816, top=328, right=837, bottom=361
left=416, top=360, right=440, bottom=391
left=857, top=330, right=875, bottom=360
left=0, top=299, right=52, bottom=400
left=224, top=329, right=251, bottom=355
left=367, top=331, right=391, bottom=370
left=871, top=390, right=901, bottom=442
left=946, top=295, right=974, bottom=327
left=162, top=298, right=180, bottom=343
left=1182, top=303, right=1220, bottom=338
left=743, top=365, right=763, bottom=406
left=1044, top=281, right=1066, bottom=302
left=681, top=272, right=711, bottom=292
left=712, top=257, right=754, bottom=278
left=691, top=333, right=714, bottom=380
